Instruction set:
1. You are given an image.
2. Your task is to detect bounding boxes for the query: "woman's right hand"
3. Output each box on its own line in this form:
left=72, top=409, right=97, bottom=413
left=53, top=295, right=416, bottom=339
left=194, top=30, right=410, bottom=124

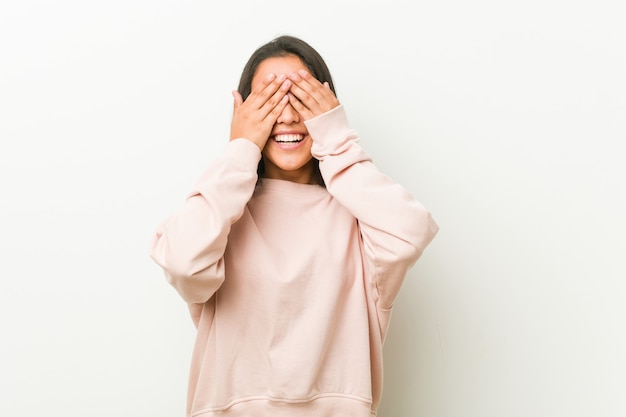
left=230, top=73, right=291, bottom=150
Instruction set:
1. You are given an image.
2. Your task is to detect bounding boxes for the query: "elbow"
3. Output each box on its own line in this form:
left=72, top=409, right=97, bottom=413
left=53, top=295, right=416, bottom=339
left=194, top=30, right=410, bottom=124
left=369, top=206, right=439, bottom=269
left=408, top=207, right=439, bottom=263
left=151, top=244, right=225, bottom=304
left=168, top=271, right=224, bottom=304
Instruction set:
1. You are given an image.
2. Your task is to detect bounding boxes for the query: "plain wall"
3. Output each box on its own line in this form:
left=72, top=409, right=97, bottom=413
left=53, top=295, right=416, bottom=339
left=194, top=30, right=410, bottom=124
left=1, top=1, right=624, bottom=416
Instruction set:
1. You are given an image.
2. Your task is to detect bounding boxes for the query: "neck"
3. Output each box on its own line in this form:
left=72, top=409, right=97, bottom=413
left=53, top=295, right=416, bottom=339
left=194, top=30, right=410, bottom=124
left=261, top=159, right=319, bottom=185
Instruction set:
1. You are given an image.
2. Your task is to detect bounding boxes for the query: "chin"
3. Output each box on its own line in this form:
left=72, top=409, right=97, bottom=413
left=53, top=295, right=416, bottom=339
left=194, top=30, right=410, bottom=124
left=261, top=154, right=317, bottom=182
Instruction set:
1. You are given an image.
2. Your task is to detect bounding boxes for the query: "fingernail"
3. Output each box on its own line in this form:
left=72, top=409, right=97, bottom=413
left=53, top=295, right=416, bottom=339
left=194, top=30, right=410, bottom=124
left=266, top=73, right=275, bottom=81
left=299, top=70, right=308, bottom=77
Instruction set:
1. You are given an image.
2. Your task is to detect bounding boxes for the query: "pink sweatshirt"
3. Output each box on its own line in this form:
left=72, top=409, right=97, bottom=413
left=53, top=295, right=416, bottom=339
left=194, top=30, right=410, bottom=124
left=150, top=105, right=439, bottom=417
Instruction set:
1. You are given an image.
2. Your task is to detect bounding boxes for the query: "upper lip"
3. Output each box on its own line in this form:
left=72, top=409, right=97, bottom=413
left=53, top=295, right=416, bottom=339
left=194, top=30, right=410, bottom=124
left=271, top=130, right=307, bottom=137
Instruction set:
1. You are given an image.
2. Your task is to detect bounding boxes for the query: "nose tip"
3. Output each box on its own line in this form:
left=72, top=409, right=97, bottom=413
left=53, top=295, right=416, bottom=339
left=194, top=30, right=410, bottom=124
left=277, top=103, right=300, bottom=124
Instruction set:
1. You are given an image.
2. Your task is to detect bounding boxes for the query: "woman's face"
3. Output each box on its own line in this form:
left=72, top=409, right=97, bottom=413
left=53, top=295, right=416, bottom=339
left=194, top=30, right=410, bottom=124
left=251, top=55, right=316, bottom=184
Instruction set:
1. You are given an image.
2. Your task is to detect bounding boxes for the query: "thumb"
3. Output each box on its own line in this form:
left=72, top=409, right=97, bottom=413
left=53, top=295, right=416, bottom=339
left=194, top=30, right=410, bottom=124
left=232, top=90, right=243, bottom=110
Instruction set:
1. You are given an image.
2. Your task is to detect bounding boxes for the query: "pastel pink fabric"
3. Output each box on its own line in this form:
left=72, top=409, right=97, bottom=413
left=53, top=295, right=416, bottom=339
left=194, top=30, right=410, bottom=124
left=151, top=105, right=439, bottom=417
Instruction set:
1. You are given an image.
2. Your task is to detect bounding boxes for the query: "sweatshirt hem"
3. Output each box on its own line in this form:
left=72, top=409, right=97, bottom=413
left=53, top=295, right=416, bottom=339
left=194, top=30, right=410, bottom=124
left=191, top=393, right=373, bottom=417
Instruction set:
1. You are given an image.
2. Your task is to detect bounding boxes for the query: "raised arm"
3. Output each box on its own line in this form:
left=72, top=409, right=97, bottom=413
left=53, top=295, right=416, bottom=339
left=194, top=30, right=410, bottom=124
left=288, top=71, right=439, bottom=310
left=151, top=72, right=292, bottom=304
left=309, top=106, right=438, bottom=307
left=150, top=140, right=260, bottom=304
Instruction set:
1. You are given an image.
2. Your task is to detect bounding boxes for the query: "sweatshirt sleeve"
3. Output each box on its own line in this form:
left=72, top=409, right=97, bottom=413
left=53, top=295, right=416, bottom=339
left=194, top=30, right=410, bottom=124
left=150, top=138, right=261, bottom=304
left=307, top=105, right=439, bottom=311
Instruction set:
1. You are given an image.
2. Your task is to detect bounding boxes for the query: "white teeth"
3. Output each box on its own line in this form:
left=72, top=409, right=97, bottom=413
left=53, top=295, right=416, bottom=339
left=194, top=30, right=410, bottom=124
left=274, top=134, right=304, bottom=143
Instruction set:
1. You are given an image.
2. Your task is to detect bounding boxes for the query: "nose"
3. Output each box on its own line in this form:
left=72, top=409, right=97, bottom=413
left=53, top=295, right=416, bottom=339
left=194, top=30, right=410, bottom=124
left=276, top=102, right=300, bottom=124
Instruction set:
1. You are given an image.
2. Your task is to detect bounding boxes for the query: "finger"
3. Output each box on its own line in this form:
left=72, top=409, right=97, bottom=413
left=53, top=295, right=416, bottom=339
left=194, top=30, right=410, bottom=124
left=259, top=78, right=291, bottom=119
left=288, top=71, right=338, bottom=115
left=256, top=72, right=277, bottom=92
left=291, top=70, right=337, bottom=107
left=256, top=95, right=290, bottom=137
left=287, top=80, right=315, bottom=105
left=248, top=73, right=285, bottom=109
left=287, top=81, right=324, bottom=114
left=287, top=93, right=313, bottom=120
left=287, top=71, right=321, bottom=103
left=232, top=90, right=243, bottom=111
left=295, top=70, right=330, bottom=97
left=267, top=95, right=290, bottom=120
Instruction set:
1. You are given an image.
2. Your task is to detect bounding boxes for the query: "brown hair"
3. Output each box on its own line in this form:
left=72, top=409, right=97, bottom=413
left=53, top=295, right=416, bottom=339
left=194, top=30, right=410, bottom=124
left=237, top=35, right=336, bottom=185
left=237, top=35, right=336, bottom=100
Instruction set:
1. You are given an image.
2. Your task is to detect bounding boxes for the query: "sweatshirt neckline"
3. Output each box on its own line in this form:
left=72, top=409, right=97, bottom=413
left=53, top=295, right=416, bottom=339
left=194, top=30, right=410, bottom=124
left=256, top=178, right=327, bottom=196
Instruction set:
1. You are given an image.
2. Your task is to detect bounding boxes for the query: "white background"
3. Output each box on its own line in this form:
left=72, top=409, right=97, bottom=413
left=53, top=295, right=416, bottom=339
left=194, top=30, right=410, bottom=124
left=1, top=1, right=624, bottom=416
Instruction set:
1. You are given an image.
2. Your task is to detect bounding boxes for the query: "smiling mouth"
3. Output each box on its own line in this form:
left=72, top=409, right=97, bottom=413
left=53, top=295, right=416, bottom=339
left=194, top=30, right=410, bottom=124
left=273, top=134, right=305, bottom=143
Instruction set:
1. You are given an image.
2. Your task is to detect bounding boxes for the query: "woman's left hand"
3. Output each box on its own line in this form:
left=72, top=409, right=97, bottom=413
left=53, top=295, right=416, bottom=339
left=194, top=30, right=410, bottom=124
left=287, top=70, right=340, bottom=120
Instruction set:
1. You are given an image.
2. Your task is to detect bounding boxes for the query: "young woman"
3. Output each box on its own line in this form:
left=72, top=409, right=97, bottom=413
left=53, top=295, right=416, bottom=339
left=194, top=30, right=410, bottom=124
left=150, top=35, right=439, bottom=417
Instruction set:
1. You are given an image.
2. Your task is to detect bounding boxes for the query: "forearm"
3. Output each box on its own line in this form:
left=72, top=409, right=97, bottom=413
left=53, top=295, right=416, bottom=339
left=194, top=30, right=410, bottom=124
left=150, top=139, right=261, bottom=303
left=308, top=106, right=439, bottom=307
